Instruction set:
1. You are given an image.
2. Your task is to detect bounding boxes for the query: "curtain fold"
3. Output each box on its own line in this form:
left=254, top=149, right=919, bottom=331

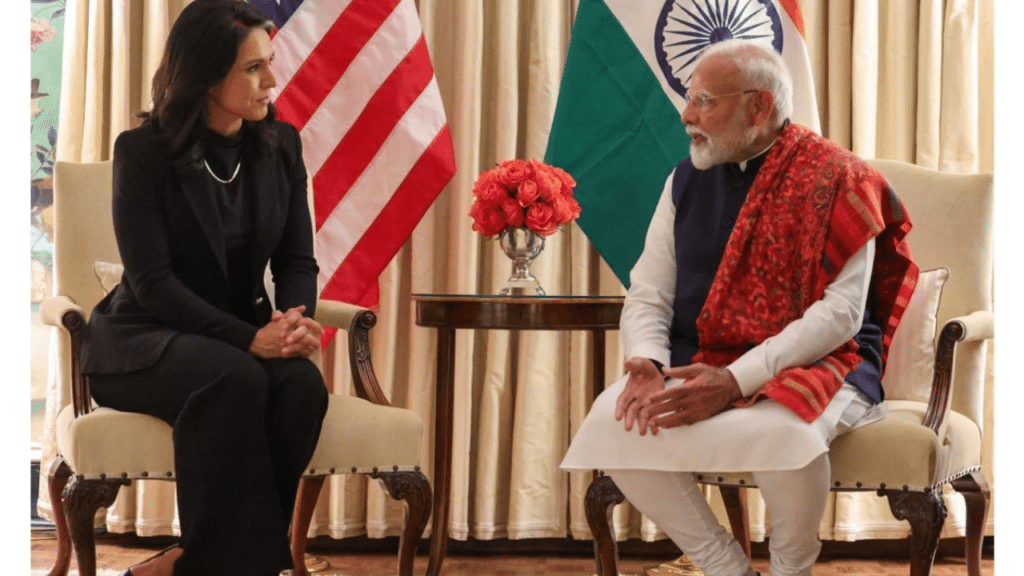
left=40, top=0, right=994, bottom=547
left=38, top=0, right=188, bottom=531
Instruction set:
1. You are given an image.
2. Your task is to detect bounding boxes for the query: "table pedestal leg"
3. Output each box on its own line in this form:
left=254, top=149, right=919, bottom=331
left=426, top=327, right=456, bottom=576
left=591, top=330, right=606, bottom=402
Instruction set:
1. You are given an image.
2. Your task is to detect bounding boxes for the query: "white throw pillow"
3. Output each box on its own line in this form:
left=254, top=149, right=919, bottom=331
left=94, top=260, right=124, bottom=294
left=880, top=267, right=949, bottom=402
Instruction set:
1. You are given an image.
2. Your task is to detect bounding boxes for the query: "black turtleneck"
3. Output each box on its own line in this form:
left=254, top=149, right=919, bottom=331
left=201, top=127, right=257, bottom=325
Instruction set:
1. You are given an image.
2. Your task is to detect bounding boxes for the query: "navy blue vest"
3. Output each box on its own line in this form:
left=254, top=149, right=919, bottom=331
left=667, top=157, right=884, bottom=404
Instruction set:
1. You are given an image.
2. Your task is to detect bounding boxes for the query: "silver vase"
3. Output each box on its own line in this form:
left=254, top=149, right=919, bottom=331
left=498, top=227, right=546, bottom=296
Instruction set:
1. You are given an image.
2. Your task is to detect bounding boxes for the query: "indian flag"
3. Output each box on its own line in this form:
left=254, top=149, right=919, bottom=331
left=545, top=0, right=819, bottom=287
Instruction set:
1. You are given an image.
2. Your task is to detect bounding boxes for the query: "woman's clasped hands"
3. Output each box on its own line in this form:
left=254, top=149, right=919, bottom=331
left=248, top=305, right=324, bottom=359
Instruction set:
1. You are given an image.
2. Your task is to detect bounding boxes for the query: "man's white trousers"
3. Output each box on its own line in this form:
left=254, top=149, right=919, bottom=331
left=598, top=387, right=875, bottom=576
left=609, top=451, right=829, bottom=576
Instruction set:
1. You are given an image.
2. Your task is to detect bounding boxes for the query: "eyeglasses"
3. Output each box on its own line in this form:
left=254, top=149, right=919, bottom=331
left=682, top=89, right=759, bottom=110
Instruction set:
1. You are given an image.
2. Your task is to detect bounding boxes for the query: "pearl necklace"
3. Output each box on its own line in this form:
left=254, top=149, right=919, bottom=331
left=204, top=159, right=241, bottom=184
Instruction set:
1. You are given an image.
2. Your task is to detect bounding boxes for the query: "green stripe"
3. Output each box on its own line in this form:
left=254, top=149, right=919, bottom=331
left=544, top=0, right=689, bottom=288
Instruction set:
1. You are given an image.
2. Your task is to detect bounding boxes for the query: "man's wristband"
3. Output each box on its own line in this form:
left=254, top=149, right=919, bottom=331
left=647, top=358, right=671, bottom=381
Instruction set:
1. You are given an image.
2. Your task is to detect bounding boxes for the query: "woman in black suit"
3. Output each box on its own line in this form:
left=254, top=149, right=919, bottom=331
left=82, top=2, right=328, bottom=575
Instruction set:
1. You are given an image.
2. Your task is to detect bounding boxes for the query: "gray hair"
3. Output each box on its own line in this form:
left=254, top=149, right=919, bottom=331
left=696, top=40, right=793, bottom=125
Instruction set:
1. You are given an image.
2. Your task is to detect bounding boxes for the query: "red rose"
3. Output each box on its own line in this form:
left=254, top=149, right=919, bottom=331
left=550, top=165, right=576, bottom=196
left=552, top=165, right=577, bottom=189
left=470, top=199, right=508, bottom=237
left=525, top=202, right=560, bottom=236
left=497, top=159, right=533, bottom=188
left=516, top=180, right=540, bottom=206
left=534, top=168, right=561, bottom=201
left=476, top=181, right=510, bottom=205
left=472, top=169, right=500, bottom=196
left=551, top=195, right=581, bottom=225
left=470, top=160, right=580, bottom=238
left=501, top=198, right=526, bottom=227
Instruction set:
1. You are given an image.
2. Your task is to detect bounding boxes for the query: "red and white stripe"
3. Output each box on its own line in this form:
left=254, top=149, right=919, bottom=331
left=270, top=0, right=456, bottom=306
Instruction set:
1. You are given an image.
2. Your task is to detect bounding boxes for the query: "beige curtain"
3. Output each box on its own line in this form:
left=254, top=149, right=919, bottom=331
left=40, top=0, right=994, bottom=546
left=37, top=0, right=193, bottom=531
left=797, top=0, right=996, bottom=542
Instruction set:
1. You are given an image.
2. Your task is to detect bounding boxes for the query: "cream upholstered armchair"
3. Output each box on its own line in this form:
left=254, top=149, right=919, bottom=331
left=41, top=161, right=431, bottom=576
left=585, top=159, right=993, bottom=576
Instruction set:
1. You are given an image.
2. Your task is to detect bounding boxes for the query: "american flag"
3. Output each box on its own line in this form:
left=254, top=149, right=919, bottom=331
left=252, top=0, right=456, bottom=311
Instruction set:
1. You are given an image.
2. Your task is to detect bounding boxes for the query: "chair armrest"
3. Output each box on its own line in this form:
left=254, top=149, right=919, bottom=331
left=39, top=295, right=84, bottom=329
left=951, top=310, right=994, bottom=342
left=39, top=296, right=93, bottom=417
left=315, top=299, right=392, bottom=407
left=314, top=299, right=368, bottom=330
left=923, top=310, right=994, bottom=433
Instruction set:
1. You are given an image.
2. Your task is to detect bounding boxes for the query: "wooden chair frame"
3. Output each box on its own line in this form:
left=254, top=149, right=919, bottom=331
left=582, top=158, right=994, bottom=576
left=585, top=311, right=991, bottom=576
left=44, top=300, right=431, bottom=576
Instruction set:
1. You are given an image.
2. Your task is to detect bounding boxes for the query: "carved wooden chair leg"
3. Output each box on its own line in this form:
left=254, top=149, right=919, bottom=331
left=375, top=470, right=433, bottom=576
left=585, top=474, right=625, bottom=576
left=46, top=458, right=74, bottom=576
left=952, top=471, right=990, bottom=576
left=290, top=476, right=327, bottom=576
left=63, top=476, right=129, bottom=576
left=882, top=488, right=947, bottom=576
left=718, top=485, right=752, bottom=560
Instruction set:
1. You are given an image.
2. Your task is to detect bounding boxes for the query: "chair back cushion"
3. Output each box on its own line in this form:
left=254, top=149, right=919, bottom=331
left=866, top=160, right=992, bottom=428
left=50, top=161, right=117, bottom=419
left=53, top=161, right=118, bottom=315
left=880, top=268, right=948, bottom=402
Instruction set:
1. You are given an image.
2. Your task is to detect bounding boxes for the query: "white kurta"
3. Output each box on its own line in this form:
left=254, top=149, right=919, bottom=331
left=561, top=377, right=872, bottom=472
left=561, top=165, right=882, bottom=473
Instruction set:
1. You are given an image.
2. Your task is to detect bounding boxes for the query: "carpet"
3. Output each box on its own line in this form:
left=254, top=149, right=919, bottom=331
left=643, top=555, right=706, bottom=575
left=31, top=572, right=125, bottom=576
left=31, top=569, right=649, bottom=576
left=30, top=565, right=399, bottom=576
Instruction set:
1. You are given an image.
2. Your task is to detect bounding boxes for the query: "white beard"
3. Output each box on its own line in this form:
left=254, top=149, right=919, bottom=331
left=687, top=118, right=761, bottom=170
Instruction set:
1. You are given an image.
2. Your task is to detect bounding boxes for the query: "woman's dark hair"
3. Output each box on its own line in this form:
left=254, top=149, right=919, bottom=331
left=145, top=0, right=275, bottom=165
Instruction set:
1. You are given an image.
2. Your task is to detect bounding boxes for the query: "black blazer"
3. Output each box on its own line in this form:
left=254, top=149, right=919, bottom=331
left=82, top=120, right=319, bottom=374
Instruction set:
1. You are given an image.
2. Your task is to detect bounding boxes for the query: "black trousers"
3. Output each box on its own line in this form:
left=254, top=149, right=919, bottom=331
left=89, top=333, right=329, bottom=576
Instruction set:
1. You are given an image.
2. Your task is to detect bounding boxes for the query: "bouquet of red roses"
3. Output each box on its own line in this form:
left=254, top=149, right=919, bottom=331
left=469, top=159, right=582, bottom=237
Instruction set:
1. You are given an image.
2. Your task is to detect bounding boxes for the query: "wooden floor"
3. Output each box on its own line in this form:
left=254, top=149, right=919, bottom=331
left=30, top=530, right=994, bottom=576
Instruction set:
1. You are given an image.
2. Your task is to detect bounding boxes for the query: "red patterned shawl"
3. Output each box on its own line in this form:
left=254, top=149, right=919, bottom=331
left=692, top=124, right=919, bottom=422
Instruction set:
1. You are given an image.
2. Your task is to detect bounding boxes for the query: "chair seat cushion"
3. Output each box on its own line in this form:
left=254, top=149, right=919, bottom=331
left=306, top=394, right=424, bottom=475
left=56, top=404, right=175, bottom=480
left=57, top=394, right=423, bottom=480
left=696, top=401, right=982, bottom=491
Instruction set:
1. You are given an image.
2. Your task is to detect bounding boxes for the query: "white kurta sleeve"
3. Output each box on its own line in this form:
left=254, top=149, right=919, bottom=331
left=619, top=171, right=678, bottom=367
left=727, top=239, right=876, bottom=397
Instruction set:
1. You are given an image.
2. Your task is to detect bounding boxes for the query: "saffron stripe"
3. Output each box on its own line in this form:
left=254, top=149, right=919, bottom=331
left=297, top=0, right=423, bottom=175
left=275, top=0, right=402, bottom=130
left=312, top=36, right=434, bottom=228
left=777, top=0, right=806, bottom=36
left=320, top=126, right=455, bottom=303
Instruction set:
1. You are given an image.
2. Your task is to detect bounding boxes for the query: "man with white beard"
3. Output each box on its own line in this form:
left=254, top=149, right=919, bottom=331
left=561, top=40, right=920, bottom=576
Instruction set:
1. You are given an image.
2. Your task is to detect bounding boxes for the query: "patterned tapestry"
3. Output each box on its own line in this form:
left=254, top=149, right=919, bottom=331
left=30, top=0, right=64, bottom=304
left=30, top=0, right=65, bottom=448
